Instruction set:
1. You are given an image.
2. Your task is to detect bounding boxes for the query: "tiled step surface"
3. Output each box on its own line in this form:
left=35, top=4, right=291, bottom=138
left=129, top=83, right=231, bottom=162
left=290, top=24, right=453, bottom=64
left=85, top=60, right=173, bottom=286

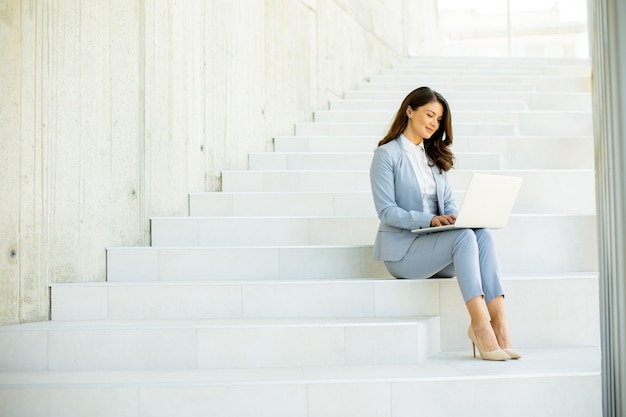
left=356, top=77, right=591, bottom=92
left=272, top=136, right=594, bottom=169
left=0, top=348, right=601, bottom=417
left=329, top=97, right=591, bottom=111
left=148, top=215, right=596, bottom=248
left=253, top=142, right=594, bottom=171
left=49, top=275, right=599, bottom=350
left=187, top=187, right=592, bottom=220
left=106, top=245, right=389, bottom=282
left=109, top=215, right=598, bottom=280
left=311, top=110, right=593, bottom=138
left=273, top=134, right=592, bottom=154
left=249, top=151, right=502, bottom=171
left=220, top=170, right=596, bottom=215
left=329, top=99, right=529, bottom=111
left=0, top=316, right=439, bottom=371
left=294, top=121, right=517, bottom=136
left=188, top=191, right=376, bottom=217
left=342, top=91, right=593, bottom=111
left=294, top=118, right=591, bottom=137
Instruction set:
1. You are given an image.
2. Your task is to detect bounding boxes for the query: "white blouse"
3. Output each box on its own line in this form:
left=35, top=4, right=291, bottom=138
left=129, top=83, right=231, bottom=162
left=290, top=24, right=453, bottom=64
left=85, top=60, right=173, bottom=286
left=401, top=135, right=438, bottom=215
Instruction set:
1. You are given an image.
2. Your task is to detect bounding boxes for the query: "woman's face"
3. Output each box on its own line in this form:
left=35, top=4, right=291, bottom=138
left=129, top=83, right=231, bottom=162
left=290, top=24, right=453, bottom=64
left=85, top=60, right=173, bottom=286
left=404, top=100, right=444, bottom=143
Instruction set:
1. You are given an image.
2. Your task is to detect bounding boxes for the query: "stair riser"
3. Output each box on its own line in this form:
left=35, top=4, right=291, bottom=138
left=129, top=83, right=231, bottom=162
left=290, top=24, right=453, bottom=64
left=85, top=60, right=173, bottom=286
left=495, top=214, right=598, bottom=274
left=51, top=280, right=439, bottom=321
left=108, top=217, right=597, bottom=280
left=106, top=246, right=391, bottom=281
left=295, top=122, right=515, bottom=137
left=272, top=137, right=594, bottom=169
left=220, top=170, right=595, bottom=214
left=50, top=277, right=599, bottom=350
left=388, top=63, right=591, bottom=75
left=0, top=319, right=438, bottom=371
left=150, top=215, right=596, bottom=248
left=342, top=91, right=592, bottom=111
left=188, top=190, right=594, bottom=219
left=188, top=192, right=376, bottom=217
left=329, top=99, right=528, bottom=111
left=313, top=110, right=592, bottom=128
left=438, top=277, right=600, bottom=350
left=295, top=119, right=592, bottom=136
left=249, top=152, right=502, bottom=171
left=330, top=98, right=590, bottom=111
left=0, top=374, right=601, bottom=417
left=357, top=77, right=591, bottom=92
left=252, top=145, right=594, bottom=171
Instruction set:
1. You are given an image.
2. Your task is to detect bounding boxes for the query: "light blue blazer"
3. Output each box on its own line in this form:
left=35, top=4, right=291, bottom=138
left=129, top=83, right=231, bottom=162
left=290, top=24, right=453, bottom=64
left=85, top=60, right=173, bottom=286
left=369, top=137, right=458, bottom=261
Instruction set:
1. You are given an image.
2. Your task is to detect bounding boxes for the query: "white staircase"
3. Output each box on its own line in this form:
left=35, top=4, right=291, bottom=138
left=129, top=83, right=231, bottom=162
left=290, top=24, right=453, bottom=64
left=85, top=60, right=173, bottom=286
left=0, top=57, right=602, bottom=416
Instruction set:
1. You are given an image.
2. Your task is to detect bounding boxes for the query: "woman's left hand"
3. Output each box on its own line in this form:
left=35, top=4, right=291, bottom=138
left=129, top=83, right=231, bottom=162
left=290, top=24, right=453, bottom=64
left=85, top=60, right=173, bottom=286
left=430, top=215, right=457, bottom=227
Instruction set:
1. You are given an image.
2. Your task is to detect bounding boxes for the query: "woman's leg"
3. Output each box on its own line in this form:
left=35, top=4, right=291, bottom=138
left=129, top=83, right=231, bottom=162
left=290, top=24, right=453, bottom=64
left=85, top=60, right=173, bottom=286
left=385, top=229, right=485, bottom=301
left=474, top=229, right=505, bottom=303
left=466, top=296, right=501, bottom=352
left=487, top=295, right=513, bottom=349
left=384, top=229, right=509, bottom=355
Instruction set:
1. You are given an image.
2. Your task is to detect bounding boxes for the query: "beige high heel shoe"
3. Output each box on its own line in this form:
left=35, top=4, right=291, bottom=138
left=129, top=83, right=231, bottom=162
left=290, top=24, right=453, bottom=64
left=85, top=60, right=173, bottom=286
left=502, top=348, right=522, bottom=359
left=489, top=321, right=521, bottom=359
left=467, top=326, right=511, bottom=361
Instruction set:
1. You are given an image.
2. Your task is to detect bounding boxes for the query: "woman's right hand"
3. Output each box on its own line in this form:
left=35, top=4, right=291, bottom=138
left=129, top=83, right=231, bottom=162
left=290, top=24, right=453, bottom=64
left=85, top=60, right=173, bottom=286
left=430, top=215, right=457, bottom=227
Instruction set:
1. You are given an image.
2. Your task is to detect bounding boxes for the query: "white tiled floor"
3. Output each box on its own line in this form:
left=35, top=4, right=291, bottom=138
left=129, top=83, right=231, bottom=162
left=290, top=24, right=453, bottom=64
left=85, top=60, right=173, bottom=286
left=0, top=348, right=601, bottom=417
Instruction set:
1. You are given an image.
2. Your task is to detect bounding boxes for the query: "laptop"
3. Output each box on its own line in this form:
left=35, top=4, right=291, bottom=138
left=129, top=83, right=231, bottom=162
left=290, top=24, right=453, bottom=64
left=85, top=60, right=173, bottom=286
left=411, top=173, right=523, bottom=234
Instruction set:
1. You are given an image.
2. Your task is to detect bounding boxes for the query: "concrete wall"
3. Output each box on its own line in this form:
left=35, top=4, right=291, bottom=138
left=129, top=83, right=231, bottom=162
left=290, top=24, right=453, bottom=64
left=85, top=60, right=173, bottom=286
left=0, top=0, right=441, bottom=325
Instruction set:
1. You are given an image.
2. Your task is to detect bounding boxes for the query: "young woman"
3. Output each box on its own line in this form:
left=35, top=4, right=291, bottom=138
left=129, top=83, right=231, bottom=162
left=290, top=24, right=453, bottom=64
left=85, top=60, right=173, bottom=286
left=369, top=87, right=520, bottom=361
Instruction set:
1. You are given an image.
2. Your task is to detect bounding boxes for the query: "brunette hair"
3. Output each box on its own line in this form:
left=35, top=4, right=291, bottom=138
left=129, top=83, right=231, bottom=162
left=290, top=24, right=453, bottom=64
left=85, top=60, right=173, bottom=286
left=378, top=86, right=454, bottom=172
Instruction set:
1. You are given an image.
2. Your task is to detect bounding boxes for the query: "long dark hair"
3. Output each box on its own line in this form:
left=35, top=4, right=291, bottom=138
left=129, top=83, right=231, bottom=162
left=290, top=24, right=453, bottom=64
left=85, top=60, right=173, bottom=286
left=378, top=86, right=454, bottom=172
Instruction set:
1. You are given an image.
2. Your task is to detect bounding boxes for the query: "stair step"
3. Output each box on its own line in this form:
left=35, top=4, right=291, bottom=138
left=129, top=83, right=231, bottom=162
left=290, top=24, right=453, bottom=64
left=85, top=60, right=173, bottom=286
left=357, top=77, right=591, bottom=92
left=311, top=110, right=592, bottom=135
left=391, top=57, right=591, bottom=73
left=342, top=90, right=592, bottom=111
left=329, top=99, right=529, bottom=111
left=106, top=245, right=390, bottom=281
left=0, top=316, right=439, bottom=371
left=108, top=217, right=597, bottom=280
left=253, top=141, right=594, bottom=170
left=328, top=96, right=591, bottom=111
left=294, top=121, right=515, bottom=137
left=295, top=118, right=591, bottom=137
left=0, top=347, right=601, bottom=417
left=249, top=151, right=502, bottom=171
left=272, top=136, right=594, bottom=169
left=50, top=275, right=599, bottom=350
left=220, top=170, right=595, bottom=215
left=188, top=187, right=593, bottom=218
left=188, top=191, right=375, bottom=217
left=148, top=215, right=596, bottom=248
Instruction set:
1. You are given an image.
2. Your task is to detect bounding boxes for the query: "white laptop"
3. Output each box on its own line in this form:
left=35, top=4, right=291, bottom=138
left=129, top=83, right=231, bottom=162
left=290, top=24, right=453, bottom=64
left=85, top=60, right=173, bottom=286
left=411, top=173, right=523, bottom=234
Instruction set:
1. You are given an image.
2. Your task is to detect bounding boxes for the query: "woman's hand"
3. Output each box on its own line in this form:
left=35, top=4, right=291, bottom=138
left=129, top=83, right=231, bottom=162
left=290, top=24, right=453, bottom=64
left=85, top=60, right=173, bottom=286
left=430, top=215, right=457, bottom=227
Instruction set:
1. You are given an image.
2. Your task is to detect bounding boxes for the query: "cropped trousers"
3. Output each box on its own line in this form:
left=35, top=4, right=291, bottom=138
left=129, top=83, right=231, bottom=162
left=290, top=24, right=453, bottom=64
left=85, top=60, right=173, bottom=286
left=384, top=228, right=504, bottom=304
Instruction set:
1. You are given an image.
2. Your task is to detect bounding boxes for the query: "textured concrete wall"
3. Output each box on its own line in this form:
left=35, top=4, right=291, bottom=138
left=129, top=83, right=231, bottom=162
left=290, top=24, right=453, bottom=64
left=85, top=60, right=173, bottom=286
left=0, top=0, right=440, bottom=325
left=1, top=0, right=22, bottom=323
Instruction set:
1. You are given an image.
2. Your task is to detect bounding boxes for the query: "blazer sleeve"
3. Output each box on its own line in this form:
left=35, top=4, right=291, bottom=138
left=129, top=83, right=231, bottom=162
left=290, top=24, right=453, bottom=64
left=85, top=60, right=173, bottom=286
left=439, top=169, right=459, bottom=217
left=369, top=145, right=434, bottom=231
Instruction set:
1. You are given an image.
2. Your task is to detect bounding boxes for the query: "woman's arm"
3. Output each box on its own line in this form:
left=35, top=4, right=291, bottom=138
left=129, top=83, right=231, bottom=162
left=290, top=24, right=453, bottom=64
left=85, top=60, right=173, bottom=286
left=369, top=146, right=433, bottom=230
left=441, top=170, right=459, bottom=217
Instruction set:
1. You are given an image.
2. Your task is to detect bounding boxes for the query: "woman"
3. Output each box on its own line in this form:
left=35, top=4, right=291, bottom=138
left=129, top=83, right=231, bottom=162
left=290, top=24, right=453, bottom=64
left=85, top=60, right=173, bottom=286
left=369, top=86, right=520, bottom=361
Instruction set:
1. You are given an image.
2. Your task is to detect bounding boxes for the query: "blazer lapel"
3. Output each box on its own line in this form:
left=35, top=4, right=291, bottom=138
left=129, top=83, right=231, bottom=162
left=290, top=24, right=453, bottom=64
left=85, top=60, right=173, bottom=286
left=396, top=139, right=424, bottom=210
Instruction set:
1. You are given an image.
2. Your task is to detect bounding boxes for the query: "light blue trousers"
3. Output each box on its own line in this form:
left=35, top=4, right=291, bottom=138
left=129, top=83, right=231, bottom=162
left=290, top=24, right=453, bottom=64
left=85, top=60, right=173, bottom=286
left=384, top=228, right=504, bottom=304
